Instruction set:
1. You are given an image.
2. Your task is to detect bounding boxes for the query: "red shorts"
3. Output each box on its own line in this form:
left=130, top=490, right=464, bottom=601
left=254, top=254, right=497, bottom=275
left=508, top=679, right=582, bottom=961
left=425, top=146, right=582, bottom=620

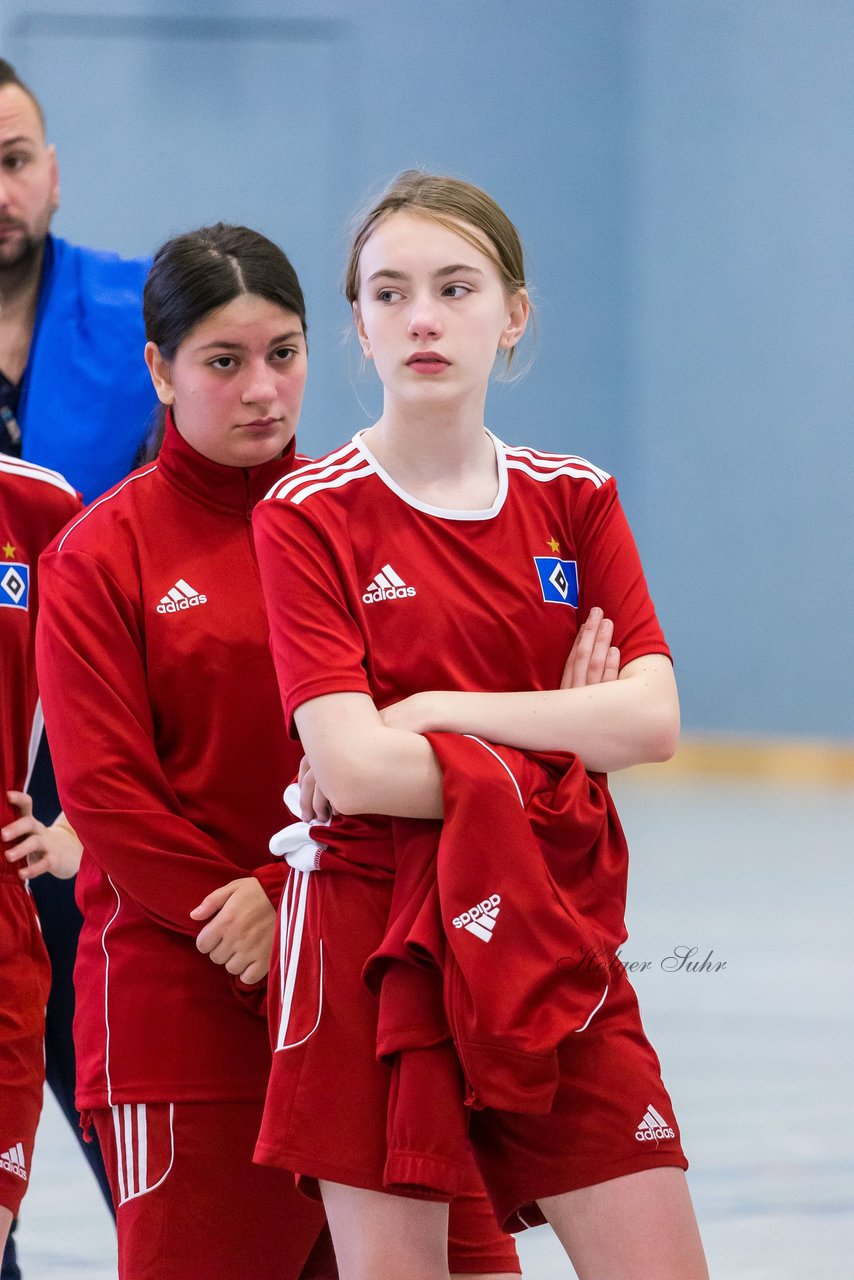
left=469, top=968, right=688, bottom=1229
left=0, top=869, right=50, bottom=1217
left=93, top=1099, right=332, bottom=1279
left=257, top=868, right=519, bottom=1274
left=258, top=867, right=686, bottom=1234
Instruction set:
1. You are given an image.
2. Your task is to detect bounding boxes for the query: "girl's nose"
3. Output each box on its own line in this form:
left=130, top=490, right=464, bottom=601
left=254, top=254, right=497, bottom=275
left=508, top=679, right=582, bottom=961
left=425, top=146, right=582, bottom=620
left=241, top=364, right=276, bottom=405
left=407, top=296, right=443, bottom=340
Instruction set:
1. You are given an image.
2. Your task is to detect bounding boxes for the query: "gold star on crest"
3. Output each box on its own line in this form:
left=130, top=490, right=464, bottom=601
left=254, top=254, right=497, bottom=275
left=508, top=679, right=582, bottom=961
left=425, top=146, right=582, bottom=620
left=547, top=536, right=560, bottom=554
left=3, top=542, right=15, bottom=559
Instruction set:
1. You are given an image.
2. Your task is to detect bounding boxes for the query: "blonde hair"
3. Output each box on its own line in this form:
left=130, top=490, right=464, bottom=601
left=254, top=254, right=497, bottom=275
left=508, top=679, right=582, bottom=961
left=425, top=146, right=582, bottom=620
left=344, top=170, right=530, bottom=369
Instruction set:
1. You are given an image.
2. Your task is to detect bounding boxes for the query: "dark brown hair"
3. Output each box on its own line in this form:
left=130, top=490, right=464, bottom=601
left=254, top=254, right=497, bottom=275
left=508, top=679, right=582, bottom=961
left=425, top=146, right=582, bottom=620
left=144, top=222, right=306, bottom=359
left=142, top=223, right=306, bottom=457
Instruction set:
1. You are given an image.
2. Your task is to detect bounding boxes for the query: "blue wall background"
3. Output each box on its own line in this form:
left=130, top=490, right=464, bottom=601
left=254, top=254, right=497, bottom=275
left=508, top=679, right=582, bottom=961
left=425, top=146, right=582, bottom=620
left=3, top=0, right=850, bottom=738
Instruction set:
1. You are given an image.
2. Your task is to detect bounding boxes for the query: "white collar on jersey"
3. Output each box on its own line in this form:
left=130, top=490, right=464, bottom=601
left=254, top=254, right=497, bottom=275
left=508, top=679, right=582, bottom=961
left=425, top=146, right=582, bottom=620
left=350, top=428, right=508, bottom=522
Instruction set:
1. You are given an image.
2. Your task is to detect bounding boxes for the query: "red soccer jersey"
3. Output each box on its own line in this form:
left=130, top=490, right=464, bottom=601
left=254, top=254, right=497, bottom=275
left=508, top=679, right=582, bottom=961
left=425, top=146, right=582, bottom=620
left=1, top=456, right=80, bottom=1217
left=253, top=431, right=670, bottom=738
left=252, top=431, right=675, bottom=1214
left=0, top=456, right=81, bottom=831
left=36, top=415, right=305, bottom=1108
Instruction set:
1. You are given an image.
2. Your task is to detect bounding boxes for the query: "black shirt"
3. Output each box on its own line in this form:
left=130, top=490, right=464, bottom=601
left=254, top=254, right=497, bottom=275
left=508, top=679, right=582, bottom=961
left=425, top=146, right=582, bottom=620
left=0, top=368, right=22, bottom=456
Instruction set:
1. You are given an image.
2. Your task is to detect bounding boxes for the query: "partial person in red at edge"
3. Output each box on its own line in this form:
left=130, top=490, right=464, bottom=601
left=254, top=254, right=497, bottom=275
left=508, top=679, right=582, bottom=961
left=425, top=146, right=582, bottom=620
left=0, top=454, right=81, bottom=1260
left=33, top=224, right=337, bottom=1280
left=34, top=222, right=521, bottom=1280
left=251, top=171, right=709, bottom=1280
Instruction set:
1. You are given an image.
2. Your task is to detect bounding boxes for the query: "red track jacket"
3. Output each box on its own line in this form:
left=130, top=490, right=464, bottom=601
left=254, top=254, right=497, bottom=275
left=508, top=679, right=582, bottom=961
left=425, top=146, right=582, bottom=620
left=36, top=414, right=300, bottom=1108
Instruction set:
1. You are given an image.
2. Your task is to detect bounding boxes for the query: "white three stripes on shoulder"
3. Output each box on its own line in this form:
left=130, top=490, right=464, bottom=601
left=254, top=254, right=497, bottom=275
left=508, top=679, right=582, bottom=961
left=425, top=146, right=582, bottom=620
left=505, top=443, right=611, bottom=476
left=505, top=446, right=610, bottom=488
left=264, top=442, right=362, bottom=501
left=289, top=462, right=374, bottom=506
left=0, top=454, right=79, bottom=497
left=265, top=445, right=374, bottom=506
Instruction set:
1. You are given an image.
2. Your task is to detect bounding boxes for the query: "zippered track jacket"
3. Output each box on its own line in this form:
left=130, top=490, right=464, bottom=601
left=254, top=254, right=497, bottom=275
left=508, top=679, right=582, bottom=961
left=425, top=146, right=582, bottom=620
left=37, top=415, right=301, bottom=1107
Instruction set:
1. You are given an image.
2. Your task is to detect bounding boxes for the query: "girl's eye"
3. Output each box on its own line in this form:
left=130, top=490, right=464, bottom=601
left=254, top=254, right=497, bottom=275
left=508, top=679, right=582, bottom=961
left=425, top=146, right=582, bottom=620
left=272, top=347, right=296, bottom=362
left=441, top=284, right=471, bottom=299
left=210, top=356, right=236, bottom=370
left=377, top=288, right=402, bottom=304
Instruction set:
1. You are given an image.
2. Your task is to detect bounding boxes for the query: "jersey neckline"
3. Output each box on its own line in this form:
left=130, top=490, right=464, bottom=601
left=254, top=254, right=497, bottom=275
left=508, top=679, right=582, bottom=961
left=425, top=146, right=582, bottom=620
left=350, top=428, right=508, bottom=522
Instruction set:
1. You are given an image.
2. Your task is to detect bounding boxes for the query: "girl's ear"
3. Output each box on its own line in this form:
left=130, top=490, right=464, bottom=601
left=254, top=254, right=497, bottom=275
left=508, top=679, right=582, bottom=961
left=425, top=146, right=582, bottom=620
left=144, top=342, right=175, bottom=405
left=353, top=302, right=373, bottom=359
left=498, top=288, right=530, bottom=350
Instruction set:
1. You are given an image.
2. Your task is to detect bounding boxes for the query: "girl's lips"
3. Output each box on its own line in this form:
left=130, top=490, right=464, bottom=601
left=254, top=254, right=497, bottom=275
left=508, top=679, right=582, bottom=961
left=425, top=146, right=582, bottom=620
left=406, top=353, right=450, bottom=374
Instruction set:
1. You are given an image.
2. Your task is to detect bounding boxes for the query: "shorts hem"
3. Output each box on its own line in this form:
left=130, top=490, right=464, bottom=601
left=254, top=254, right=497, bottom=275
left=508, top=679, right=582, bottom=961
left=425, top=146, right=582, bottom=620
left=253, top=1141, right=453, bottom=1203
left=461, top=1256, right=522, bottom=1276
left=385, top=1146, right=467, bottom=1200
left=494, top=1150, right=690, bottom=1232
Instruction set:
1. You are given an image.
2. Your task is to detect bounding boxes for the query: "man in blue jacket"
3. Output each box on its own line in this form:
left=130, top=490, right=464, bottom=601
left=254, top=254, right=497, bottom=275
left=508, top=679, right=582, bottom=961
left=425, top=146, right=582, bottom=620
left=0, top=58, right=157, bottom=1279
left=0, top=58, right=155, bottom=499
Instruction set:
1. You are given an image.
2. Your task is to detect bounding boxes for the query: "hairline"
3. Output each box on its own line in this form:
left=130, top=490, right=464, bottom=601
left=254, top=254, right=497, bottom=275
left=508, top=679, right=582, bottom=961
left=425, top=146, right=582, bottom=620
left=0, top=79, right=47, bottom=138
left=349, top=206, right=519, bottom=302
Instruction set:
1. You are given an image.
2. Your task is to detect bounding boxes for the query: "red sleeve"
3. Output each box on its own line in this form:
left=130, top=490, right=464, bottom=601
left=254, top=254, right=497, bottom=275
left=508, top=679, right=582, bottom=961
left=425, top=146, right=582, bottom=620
left=36, top=547, right=253, bottom=938
left=252, top=497, right=372, bottom=734
left=572, top=476, right=671, bottom=667
left=251, top=859, right=287, bottom=911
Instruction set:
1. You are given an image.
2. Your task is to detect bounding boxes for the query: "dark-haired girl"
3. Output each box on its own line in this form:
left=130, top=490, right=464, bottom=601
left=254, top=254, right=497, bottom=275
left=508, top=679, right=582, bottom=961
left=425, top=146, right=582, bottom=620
left=35, top=222, right=519, bottom=1280
left=34, top=224, right=333, bottom=1280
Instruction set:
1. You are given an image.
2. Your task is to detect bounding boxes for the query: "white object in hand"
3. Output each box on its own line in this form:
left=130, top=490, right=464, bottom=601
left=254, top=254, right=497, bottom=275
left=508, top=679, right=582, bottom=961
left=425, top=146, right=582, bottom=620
left=268, top=785, right=325, bottom=871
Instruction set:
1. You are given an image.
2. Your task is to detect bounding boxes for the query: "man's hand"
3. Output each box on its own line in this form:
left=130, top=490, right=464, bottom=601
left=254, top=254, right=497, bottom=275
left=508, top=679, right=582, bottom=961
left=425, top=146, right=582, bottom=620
left=190, top=877, right=276, bottom=986
left=3, top=793, right=82, bottom=881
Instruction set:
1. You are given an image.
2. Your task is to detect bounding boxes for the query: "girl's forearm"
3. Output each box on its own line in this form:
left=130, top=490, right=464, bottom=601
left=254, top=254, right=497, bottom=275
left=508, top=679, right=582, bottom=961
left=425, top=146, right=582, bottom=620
left=296, top=655, right=678, bottom=822
left=294, top=697, right=444, bottom=819
left=382, top=655, right=679, bottom=774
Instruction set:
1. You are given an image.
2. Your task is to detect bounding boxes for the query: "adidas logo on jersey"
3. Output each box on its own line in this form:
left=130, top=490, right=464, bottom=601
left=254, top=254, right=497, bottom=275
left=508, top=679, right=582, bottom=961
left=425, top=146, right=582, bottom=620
left=156, top=579, right=208, bottom=614
left=452, top=894, right=501, bottom=943
left=0, top=1143, right=27, bottom=1181
left=362, top=564, right=416, bottom=604
left=635, top=1105, right=675, bottom=1143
